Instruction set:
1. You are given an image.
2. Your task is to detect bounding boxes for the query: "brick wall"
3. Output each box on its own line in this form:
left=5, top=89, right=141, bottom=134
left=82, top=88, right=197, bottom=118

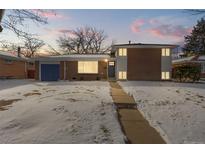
left=34, top=61, right=39, bottom=80
left=0, top=58, right=26, bottom=79
left=127, top=48, right=161, bottom=80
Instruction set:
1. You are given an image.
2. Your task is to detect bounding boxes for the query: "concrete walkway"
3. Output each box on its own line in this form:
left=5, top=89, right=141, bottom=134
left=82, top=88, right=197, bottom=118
left=109, top=81, right=165, bottom=144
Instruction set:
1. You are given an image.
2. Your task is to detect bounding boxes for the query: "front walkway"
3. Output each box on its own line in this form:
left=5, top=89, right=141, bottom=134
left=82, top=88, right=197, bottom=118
left=109, top=81, right=165, bottom=144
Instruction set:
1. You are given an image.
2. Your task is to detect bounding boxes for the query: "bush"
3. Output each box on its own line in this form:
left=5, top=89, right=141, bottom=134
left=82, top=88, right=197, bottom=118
left=172, top=63, right=201, bottom=82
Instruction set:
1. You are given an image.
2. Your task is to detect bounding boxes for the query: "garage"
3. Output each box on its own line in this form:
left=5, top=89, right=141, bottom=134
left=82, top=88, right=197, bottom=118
left=41, top=64, right=60, bottom=81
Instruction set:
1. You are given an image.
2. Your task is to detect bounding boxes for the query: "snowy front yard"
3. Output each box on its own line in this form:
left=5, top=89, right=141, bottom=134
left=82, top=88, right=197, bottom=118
left=120, top=81, right=205, bottom=144
left=0, top=80, right=124, bottom=143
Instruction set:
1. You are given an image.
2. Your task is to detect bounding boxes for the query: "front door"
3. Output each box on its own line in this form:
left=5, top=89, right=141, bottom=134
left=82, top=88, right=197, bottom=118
left=108, top=61, right=115, bottom=78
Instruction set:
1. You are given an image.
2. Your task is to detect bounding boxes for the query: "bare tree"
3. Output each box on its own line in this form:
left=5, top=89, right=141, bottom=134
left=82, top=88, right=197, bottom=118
left=21, top=34, right=45, bottom=58
left=46, top=44, right=61, bottom=56
left=57, top=26, right=110, bottom=54
left=0, top=9, right=48, bottom=36
left=0, top=40, right=19, bottom=52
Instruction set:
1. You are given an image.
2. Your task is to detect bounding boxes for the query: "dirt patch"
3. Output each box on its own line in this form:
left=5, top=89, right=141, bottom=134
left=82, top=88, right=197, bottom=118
left=23, top=92, right=41, bottom=97
left=0, top=99, right=22, bottom=111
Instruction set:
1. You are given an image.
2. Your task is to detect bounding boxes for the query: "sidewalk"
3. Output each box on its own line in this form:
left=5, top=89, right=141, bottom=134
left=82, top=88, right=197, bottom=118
left=110, top=81, right=165, bottom=144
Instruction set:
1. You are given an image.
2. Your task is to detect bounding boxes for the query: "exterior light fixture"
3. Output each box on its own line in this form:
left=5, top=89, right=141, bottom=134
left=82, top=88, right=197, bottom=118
left=104, top=59, right=108, bottom=62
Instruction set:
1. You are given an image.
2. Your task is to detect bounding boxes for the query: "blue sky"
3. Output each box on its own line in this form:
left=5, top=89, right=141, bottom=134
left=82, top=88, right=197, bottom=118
left=1, top=9, right=203, bottom=51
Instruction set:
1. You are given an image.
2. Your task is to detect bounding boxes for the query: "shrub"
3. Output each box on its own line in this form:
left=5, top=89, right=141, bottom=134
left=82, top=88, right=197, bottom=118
left=172, top=63, right=201, bottom=82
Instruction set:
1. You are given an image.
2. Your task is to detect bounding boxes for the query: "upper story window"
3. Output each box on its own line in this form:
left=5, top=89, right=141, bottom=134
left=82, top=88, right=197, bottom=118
left=118, top=48, right=127, bottom=56
left=161, top=48, right=170, bottom=56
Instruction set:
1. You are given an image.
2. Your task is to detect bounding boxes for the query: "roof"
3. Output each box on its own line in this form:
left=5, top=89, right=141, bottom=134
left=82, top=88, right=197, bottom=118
left=172, top=55, right=205, bottom=64
left=113, top=43, right=178, bottom=48
left=198, top=56, right=205, bottom=61
left=33, top=54, right=111, bottom=61
left=172, top=56, right=195, bottom=64
left=0, top=51, right=27, bottom=61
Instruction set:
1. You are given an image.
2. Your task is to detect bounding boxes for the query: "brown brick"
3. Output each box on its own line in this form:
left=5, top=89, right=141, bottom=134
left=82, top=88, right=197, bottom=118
left=127, top=48, right=161, bottom=80
left=0, top=58, right=26, bottom=79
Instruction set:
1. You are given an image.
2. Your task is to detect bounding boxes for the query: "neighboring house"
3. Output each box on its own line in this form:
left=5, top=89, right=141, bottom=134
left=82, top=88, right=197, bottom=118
left=34, top=43, right=177, bottom=81
left=172, top=55, right=205, bottom=78
left=0, top=51, right=28, bottom=79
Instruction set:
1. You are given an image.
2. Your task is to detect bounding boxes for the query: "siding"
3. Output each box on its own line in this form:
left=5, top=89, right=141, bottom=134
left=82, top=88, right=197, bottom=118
left=127, top=48, right=161, bottom=80
left=0, top=58, right=26, bottom=79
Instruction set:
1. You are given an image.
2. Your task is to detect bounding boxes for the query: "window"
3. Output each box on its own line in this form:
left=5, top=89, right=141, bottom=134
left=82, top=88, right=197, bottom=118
left=119, top=71, right=127, bottom=80
left=161, top=72, right=170, bottom=80
left=78, top=61, right=98, bottom=74
left=4, top=59, right=13, bottom=64
left=161, top=48, right=170, bottom=56
left=118, top=48, right=127, bottom=56
left=109, top=62, right=115, bottom=66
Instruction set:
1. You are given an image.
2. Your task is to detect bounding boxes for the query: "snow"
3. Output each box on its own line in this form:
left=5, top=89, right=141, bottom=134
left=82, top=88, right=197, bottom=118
left=119, top=81, right=205, bottom=144
left=172, top=56, right=195, bottom=64
left=0, top=80, right=124, bottom=143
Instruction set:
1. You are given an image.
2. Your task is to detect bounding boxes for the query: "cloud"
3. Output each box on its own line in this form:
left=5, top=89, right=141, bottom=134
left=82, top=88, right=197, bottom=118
left=130, top=19, right=145, bottom=33
left=32, top=10, right=65, bottom=19
left=57, top=29, right=72, bottom=33
left=148, top=24, right=192, bottom=38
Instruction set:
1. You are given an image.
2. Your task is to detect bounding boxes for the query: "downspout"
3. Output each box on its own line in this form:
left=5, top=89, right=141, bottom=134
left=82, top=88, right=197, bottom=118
left=0, top=9, right=5, bottom=32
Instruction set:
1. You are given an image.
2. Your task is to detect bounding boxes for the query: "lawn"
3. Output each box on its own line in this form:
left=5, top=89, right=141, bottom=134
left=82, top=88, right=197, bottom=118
left=0, top=80, right=124, bottom=143
left=119, top=81, right=205, bottom=143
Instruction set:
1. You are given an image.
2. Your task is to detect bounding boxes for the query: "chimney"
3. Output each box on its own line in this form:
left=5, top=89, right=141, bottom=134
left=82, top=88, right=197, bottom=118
left=129, top=40, right=131, bottom=44
left=17, top=47, right=21, bottom=57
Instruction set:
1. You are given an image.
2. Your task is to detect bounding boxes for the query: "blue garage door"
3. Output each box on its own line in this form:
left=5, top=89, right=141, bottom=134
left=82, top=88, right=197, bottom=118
left=41, top=64, right=60, bottom=81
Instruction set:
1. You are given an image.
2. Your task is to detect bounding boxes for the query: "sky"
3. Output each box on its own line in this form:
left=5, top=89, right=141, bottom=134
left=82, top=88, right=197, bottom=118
left=0, top=9, right=203, bottom=52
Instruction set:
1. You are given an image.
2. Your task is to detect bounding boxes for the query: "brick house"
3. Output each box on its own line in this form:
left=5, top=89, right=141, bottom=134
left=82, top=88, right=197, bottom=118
left=34, top=43, right=177, bottom=81
left=0, top=51, right=27, bottom=79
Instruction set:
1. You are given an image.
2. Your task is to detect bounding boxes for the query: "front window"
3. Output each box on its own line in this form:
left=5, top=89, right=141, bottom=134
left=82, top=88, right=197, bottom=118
left=118, top=48, right=127, bottom=56
left=161, top=72, right=170, bottom=80
left=161, top=48, right=170, bottom=56
left=119, top=71, right=127, bottom=79
left=78, top=61, right=98, bottom=74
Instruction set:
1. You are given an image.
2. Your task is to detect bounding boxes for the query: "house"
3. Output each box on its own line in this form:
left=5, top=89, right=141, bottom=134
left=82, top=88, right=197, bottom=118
left=34, top=54, right=112, bottom=81
left=34, top=43, right=177, bottom=81
left=112, top=43, right=177, bottom=81
left=172, top=55, right=205, bottom=78
left=0, top=51, right=28, bottom=79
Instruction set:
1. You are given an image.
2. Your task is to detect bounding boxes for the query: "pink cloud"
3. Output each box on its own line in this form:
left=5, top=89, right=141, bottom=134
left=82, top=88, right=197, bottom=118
left=130, top=19, right=145, bottom=33
left=32, top=10, right=65, bottom=19
left=149, top=19, right=159, bottom=25
left=148, top=24, right=192, bottom=38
